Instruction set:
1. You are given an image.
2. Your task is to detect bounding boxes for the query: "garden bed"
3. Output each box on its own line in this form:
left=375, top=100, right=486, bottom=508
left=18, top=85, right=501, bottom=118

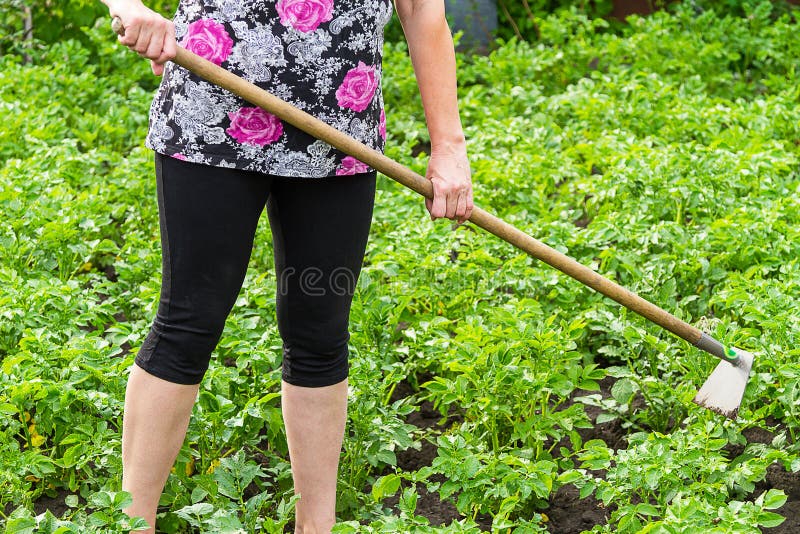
left=2, top=3, right=799, bottom=532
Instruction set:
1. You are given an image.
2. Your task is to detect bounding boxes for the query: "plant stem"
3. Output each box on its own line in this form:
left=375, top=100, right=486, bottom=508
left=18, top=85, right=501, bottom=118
left=496, top=0, right=523, bottom=41
left=520, top=0, right=542, bottom=40
left=384, top=380, right=398, bottom=407
left=22, top=3, right=33, bottom=65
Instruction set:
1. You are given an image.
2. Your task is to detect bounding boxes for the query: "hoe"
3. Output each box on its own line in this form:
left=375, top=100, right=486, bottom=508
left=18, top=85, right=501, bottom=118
left=111, top=17, right=754, bottom=419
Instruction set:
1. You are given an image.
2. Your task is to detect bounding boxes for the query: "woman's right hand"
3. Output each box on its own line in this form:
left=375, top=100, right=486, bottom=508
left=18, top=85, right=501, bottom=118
left=103, top=0, right=176, bottom=75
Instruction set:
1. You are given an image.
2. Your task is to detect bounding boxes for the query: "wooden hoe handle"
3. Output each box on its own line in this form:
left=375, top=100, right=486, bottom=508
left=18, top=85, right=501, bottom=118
left=111, top=17, right=731, bottom=363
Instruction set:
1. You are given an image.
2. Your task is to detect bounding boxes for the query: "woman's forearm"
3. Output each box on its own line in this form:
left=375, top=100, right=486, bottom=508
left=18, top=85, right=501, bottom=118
left=396, top=0, right=465, bottom=152
left=396, top=0, right=472, bottom=223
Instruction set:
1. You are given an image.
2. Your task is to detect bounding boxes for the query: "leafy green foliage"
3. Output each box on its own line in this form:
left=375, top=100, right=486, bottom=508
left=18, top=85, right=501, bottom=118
left=2, top=3, right=800, bottom=533
left=493, top=0, right=799, bottom=42
left=0, top=0, right=179, bottom=56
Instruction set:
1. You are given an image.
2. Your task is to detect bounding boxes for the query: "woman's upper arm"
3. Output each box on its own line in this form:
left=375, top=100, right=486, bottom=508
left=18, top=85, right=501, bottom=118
left=394, top=0, right=444, bottom=25
left=393, top=0, right=413, bottom=22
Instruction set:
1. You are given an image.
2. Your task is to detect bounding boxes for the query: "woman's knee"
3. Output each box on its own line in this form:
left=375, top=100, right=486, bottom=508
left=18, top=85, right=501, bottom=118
left=280, top=335, right=350, bottom=388
left=133, top=315, right=227, bottom=385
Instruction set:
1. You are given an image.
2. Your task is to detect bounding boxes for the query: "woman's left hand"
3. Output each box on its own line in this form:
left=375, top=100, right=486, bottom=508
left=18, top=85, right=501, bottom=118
left=425, top=142, right=473, bottom=224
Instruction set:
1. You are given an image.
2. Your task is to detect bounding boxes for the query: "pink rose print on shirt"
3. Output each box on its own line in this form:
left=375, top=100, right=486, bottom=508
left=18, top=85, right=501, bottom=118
left=336, top=156, right=369, bottom=176
left=378, top=108, right=386, bottom=140
left=181, top=19, right=233, bottom=66
left=226, top=107, right=284, bottom=146
left=170, top=153, right=187, bottom=161
left=335, top=61, right=378, bottom=113
left=276, top=0, right=334, bottom=33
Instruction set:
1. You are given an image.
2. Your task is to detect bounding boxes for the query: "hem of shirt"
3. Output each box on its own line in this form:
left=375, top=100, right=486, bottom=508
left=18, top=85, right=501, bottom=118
left=147, top=143, right=381, bottom=180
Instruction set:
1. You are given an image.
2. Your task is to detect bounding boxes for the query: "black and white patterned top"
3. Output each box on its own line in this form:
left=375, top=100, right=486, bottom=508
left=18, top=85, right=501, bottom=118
left=145, top=0, right=393, bottom=177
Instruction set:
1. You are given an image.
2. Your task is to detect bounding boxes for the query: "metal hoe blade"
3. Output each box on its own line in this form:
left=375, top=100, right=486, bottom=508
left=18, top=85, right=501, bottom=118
left=693, top=348, right=754, bottom=419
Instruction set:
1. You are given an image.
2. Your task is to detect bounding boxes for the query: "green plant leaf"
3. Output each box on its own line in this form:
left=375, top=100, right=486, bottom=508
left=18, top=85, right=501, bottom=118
left=762, top=489, right=788, bottom=510
left=372, top=474, right=401, bottom=501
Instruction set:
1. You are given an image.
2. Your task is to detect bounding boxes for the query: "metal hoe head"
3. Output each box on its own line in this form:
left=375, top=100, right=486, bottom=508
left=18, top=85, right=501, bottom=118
left=693, top=348, right=754, bottom=419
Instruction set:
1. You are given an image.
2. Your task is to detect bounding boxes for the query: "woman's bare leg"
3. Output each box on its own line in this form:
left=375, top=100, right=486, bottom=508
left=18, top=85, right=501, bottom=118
left=121, top=363, right=200, bottom=533
left=282, top=378, right=348, bottom=534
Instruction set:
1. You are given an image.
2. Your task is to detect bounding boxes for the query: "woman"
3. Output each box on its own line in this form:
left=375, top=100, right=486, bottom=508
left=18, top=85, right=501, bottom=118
left=100, top=0, right=472, bottom=532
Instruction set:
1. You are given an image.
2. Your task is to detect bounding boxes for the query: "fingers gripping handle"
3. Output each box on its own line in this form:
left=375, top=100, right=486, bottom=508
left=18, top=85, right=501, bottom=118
left=111, top=16, right=125, bottom=36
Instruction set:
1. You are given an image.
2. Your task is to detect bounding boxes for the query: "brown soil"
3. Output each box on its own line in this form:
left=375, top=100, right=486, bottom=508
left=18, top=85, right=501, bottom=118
left=547, top=377, right=621, bottom=532
left=32, top=487, right=72, bottom=517
left=760, top=462, right=800, bottom=533
left=378, top=377, right=496, bottom=529
left=570, top=376, right=631, bottom=450
left=720, top=422, right=800, bottom=534
left=547, top=484, right=611, bottom=533
left=734, top=424, right=800, bottom=534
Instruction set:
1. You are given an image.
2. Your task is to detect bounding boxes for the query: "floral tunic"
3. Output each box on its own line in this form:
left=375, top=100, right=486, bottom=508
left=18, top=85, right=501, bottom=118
left=145, top=0, right=393, bottom=177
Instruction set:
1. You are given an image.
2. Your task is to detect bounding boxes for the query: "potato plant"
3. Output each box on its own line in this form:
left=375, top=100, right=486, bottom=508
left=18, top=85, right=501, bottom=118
left=2, top=2, right=799, bottom=532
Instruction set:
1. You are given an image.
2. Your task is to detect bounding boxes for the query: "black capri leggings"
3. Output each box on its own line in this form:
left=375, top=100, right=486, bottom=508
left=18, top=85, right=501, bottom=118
left=134, top=152, right=376, bottom=387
